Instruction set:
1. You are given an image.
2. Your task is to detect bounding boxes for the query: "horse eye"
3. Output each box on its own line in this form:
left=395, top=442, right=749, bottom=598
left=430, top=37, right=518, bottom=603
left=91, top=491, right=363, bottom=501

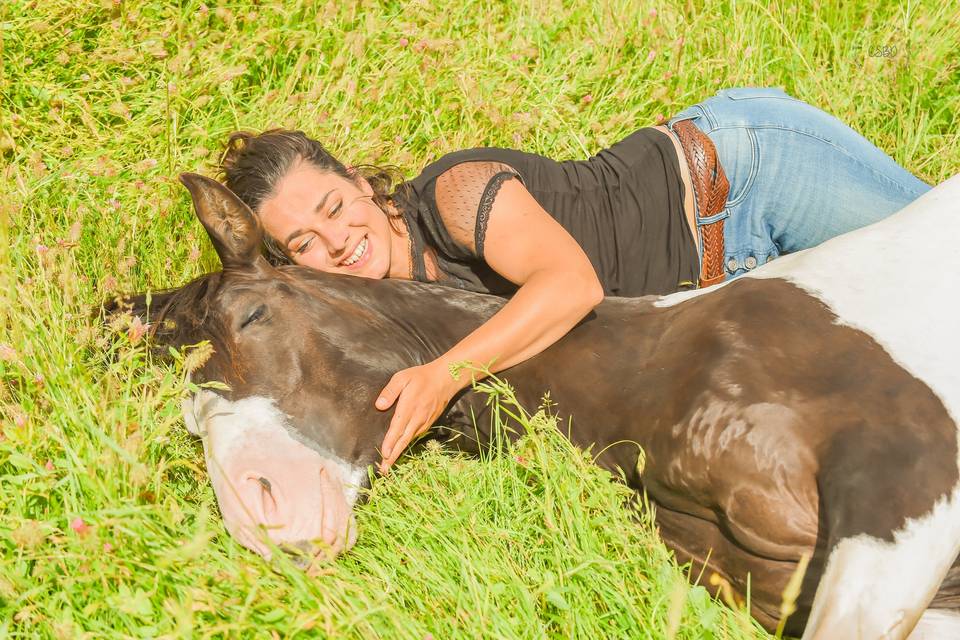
left=240, top=305, right=266, bottom=329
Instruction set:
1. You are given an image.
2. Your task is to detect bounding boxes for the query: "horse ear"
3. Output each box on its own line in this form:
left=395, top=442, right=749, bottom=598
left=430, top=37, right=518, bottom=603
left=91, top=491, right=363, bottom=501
left=178, top=173, right=267, bottom=271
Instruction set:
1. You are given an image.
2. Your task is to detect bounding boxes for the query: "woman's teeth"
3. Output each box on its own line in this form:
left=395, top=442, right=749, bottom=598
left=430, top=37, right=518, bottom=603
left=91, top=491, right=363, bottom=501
left=342, top=236, right=368, bottom=266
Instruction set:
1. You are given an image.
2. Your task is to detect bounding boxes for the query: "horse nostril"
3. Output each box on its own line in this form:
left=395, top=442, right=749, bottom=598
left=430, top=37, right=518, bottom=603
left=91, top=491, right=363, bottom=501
left=279, top=539, right=316, bottom=569
left=257, top=476, right=272, bottom=493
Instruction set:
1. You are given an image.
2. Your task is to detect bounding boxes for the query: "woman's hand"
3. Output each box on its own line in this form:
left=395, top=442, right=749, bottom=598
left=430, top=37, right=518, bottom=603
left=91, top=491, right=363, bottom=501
left=376, top=360, right=463, bottom=472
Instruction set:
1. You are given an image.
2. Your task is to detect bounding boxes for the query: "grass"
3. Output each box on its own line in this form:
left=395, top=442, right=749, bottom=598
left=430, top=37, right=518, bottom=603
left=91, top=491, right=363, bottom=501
left=1, top=0, right=957, bottom=637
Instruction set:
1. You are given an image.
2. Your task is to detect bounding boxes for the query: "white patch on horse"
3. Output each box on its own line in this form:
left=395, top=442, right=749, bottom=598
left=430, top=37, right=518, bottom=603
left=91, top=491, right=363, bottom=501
left=184, top=391, right=367, bottom=505
left=659, top=173, right=960, bottom=428
left=801, top=484, right=960, bottom=639
left=907, top=609, right=960, bottom=639
left=181, top=391, right=367, bottom=558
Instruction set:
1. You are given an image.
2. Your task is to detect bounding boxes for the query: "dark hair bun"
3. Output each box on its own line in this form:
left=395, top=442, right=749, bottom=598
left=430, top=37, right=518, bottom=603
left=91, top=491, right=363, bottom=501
left=218, top=130, right=271, bottom=179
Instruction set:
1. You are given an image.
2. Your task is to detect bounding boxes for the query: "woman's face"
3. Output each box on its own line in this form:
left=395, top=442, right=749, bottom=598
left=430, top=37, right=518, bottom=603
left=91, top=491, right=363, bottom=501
left=258, top=160, right=395, bottom=278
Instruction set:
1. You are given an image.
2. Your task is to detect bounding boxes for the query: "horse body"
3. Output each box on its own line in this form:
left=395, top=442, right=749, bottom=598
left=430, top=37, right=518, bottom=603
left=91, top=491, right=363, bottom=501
left=461, top=274, right=960, bottom=636
left=120, top=172, right=960, bottom=639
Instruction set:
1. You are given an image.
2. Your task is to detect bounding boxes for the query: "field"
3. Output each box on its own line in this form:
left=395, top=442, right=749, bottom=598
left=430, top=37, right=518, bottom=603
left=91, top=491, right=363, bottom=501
left=1, top=0, right=958, bottom=637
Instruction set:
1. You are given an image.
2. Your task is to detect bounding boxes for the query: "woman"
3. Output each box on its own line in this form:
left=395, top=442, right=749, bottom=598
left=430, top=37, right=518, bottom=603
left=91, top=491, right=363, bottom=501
left=217, top=86, right=931, bottom=471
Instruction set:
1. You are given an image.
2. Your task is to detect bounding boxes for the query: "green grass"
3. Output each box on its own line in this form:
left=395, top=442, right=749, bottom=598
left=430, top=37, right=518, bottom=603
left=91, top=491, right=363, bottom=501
left=1, top=0, right=957, bottom=637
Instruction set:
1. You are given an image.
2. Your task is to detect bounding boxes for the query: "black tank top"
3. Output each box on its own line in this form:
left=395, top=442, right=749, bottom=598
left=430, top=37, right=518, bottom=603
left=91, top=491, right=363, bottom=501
left=390, top=127, right=699, bottom=298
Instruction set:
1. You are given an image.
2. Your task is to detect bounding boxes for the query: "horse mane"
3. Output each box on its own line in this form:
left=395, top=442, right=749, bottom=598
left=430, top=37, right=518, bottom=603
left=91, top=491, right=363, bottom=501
left=102, top=271, right=230, bottom=356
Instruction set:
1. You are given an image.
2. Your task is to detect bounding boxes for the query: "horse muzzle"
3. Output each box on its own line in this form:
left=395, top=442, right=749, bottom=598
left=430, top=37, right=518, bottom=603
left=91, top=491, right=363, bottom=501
left=183, top=391, right=367, bottom=564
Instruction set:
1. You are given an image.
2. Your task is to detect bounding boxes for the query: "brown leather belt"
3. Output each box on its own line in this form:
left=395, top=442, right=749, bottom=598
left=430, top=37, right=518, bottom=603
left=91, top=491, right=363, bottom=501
left=671, top=119, right=730, bottom=288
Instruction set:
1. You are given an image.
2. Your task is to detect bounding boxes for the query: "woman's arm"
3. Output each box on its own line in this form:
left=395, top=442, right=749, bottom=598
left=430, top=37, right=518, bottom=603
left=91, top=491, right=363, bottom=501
left=377, top=174, right=604, bottom=468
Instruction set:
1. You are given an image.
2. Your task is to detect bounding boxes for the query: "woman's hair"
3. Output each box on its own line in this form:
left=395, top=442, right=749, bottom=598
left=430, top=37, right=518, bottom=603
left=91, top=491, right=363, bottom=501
left=216, top=129, right=411, bottom=266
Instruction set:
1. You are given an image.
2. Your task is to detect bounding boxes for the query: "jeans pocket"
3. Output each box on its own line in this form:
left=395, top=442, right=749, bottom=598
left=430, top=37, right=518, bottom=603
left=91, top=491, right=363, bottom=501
left=707, top=127, right=759, bottom=208
left=720, top=86, right=800, bottom=101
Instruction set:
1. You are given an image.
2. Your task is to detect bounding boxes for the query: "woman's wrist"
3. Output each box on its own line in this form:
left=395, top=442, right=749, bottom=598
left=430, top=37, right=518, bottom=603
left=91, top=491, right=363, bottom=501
left=429, top=357, right=479, bottom=395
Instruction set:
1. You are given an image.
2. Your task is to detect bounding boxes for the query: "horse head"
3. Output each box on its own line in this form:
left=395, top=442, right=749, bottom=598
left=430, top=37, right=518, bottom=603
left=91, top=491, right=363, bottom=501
left=111, top=174, right=495, bottom=565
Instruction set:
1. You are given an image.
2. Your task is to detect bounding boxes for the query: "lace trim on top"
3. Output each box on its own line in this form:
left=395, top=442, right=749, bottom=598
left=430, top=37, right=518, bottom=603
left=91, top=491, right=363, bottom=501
left=433, top=160, right=524, bottom=261
left=475, top=172, right=520, bottom=259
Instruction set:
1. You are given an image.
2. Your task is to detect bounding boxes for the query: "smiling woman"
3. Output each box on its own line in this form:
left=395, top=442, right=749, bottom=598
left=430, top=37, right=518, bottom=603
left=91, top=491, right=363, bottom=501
left=259, top=161, right=402, bottom=277
left=219, top=131, right=414, bottom=278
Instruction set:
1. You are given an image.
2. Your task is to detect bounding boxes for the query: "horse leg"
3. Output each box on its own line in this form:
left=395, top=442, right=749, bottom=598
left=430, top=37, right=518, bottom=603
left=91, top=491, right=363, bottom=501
left=800, top=428, right=960, bottom=640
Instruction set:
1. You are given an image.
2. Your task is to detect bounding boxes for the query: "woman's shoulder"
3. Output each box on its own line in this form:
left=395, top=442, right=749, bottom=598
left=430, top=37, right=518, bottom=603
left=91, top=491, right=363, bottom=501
left=392, top=148, right=528, bottom=215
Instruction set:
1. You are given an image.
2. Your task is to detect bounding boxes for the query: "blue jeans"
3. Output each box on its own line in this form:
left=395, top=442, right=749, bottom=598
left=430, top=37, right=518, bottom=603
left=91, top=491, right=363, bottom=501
left=667, top=86, right=932, bottom=279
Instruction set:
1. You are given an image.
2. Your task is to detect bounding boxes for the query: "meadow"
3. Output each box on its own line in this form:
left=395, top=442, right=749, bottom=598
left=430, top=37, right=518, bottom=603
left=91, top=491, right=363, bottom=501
left=1, top=0, right=957, bottom=637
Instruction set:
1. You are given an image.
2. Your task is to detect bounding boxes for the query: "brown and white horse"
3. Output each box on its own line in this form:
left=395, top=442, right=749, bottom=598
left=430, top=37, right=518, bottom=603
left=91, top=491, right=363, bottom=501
left=114, top=172, right=960, bottom=639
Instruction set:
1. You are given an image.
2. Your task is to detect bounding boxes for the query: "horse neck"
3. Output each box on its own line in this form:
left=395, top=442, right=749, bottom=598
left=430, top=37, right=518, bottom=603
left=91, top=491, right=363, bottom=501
left=436, top=296, right=667, bottom=458
left=322, top=276, right=667, bottom=460
left=352, top=278, right=509, bottom=363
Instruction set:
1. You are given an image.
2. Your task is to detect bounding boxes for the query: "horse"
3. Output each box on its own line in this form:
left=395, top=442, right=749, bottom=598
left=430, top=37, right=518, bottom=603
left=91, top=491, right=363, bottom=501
left=110, top=171, right=960, bottom=639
